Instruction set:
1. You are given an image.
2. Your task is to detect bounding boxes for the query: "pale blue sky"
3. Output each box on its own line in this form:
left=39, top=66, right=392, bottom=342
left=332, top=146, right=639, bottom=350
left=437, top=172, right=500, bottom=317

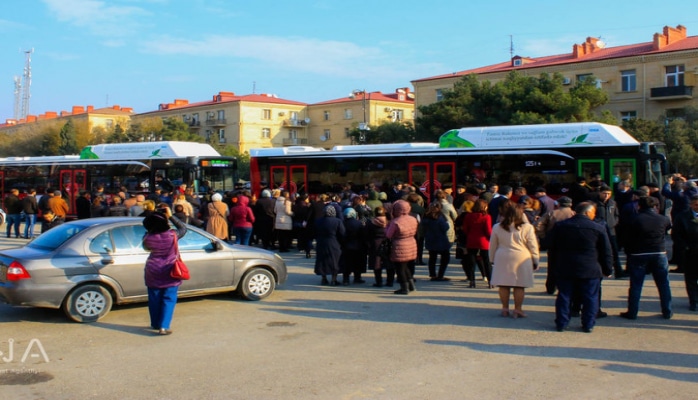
left=1, top=0, right=696, bottom=121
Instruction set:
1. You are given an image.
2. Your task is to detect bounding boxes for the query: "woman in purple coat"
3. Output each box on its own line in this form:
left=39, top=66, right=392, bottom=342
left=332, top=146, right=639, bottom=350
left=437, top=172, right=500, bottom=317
left=143, top=205, right=187, bottom=335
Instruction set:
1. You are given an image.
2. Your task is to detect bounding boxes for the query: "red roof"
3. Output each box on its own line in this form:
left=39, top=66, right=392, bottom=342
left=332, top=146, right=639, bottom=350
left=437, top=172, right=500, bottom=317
left=312, top=91, right=414, bottom=106
left=140, top=92, right=307, bottom=116
left=414, top=33, right=698, bottom=83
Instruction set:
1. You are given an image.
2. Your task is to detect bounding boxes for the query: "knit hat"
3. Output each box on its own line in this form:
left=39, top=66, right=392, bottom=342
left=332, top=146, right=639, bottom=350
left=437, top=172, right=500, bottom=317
left=557, top=196, right=573, bottom=207
left=343, top=207, right=357, bottom=219
left=143, top=212, right=170, bottom=233
left=211, top=193, right=223, bottom=202
left=324, top=205, right=337, bottom=217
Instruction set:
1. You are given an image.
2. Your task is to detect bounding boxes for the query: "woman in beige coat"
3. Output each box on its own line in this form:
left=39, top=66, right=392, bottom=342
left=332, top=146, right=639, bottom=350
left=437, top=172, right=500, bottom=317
left=489, top=200, right=539, bottom=318
left=206, top=193, right=229, bottom=241
left=274, top=191, right=294, bottom=252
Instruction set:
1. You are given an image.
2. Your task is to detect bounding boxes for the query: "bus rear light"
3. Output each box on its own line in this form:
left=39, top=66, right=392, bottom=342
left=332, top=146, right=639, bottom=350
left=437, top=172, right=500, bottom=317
left=6, top=261, right=31, bottom=281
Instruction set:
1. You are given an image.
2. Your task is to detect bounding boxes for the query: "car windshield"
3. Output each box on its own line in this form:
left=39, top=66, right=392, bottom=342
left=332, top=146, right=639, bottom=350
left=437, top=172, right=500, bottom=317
left=26, top=223, right=91, bottom=251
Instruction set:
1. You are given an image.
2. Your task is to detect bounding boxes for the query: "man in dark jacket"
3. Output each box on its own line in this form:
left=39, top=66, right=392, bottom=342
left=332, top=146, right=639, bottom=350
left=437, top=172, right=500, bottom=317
left=549, top=202, right=613, bottom=333
left=672, top=194, right=698, bottom=312
left=620, top=196, right=673, bottom=320
left=21, top=188, right=39, bottom=239
left=595, top=185, right=623, bottom=278
left=4, top=188, right=23, bottom=238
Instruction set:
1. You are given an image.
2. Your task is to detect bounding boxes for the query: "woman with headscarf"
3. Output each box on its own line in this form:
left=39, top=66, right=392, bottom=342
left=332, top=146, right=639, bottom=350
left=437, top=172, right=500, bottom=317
left=386, top=199, right=419, bottom=295
left=421, top=201, right=452, bottom=281
left=228, top=193, right=255, bottom=245
left=340, top=207, right=368, bottom=285
left=142, top=204, right=187, bottom=335
left=253, top=189, right=277, bottom=249
left=206, top=193, right=229, bottom=241
left=274, top=190, right=294, bottom=252
left=367, top=206, right=393, bottom=287
left=314, top=205, right=345, bottom=285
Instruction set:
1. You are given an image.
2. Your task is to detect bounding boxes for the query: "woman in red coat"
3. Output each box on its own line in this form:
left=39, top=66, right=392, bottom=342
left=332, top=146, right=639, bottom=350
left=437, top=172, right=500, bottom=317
left=462, top=199, right=493, bottom=288
left=386, top=200, right=418, bottom=295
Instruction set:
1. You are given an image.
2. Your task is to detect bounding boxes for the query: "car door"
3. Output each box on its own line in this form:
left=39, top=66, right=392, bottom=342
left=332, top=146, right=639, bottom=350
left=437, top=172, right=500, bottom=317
left=177, top=230, right=235, bottom=292
left=86, top=224, right=149, bottom=299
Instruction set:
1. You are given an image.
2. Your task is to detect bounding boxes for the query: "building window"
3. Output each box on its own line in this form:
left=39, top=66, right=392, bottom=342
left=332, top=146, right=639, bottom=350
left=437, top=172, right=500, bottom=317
left=345, top=127, right=351, bottom=137
left=262, top=109, right=272, bottom=120
left=290, top=111, right=299, bottom=120
left=323, top=111, right=331, bottom=121
left=621, top=70, right=636, bottom=92
left=436, top=89, right=444, bottom=102
left=192, top=113, right=199, bottom=124
left=289, top=130, right=297, bottom=139
left=262, top=128, right=270, bottom=138
left=218, top=129, right=225, bottom=143
left=576, top=73, right=593, bottom=83
left=217, top=110, right=225, bottom=119
left=620, top=111, right=637, bottom=121
left=205, top=130, right=212, bottom=141
left=392, top=109, right=404, bottom=122
left=666, top=65, right=685, bottom=87
left=323, top=129, right=331, bottom=140
left=344, top=109, right=353, bottom=119
left=105, top=119, right=114, bottom=129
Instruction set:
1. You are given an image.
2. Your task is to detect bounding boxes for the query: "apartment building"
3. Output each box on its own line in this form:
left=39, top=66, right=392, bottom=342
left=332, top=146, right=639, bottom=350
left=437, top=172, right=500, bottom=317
left=412, top=25, right=698, bottom=123
left=0, top=105, right=134, bottom=136
left=136, top=91, right=308, bottom=153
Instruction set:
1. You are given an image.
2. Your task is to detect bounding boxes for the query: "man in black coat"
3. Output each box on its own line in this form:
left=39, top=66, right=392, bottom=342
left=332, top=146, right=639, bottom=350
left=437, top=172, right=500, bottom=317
left=620, top=196, right=673, bottom=320
left=673, top=194, right=698, bottom=312
left=549, top=202, right=613, bottom=333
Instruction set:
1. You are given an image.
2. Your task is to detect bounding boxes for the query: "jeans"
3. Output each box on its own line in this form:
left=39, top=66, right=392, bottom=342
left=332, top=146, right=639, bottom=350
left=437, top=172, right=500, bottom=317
left=626, top=253, right=672, bottom=317
left=23, top=214, right=37, bottom=238
left=555, top=278, right=601, bottom=330
left=147, top=286, right=179, bottom=330
left=6, top=214, right=21, bottom=238
left=233, top=227, right=253, bottom=246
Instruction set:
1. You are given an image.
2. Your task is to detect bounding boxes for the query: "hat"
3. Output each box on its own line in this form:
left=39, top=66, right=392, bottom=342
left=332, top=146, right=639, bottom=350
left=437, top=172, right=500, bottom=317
left=261, top=189, right=271, bottom=198
left=324, top=205, right=337, bottom=217
left=343, top=208, right=357, bottom=219
left=378, top=192, right=388, bottom=201
left=143, top=212, right=170, bottom=233
left=535, top=187, right=546, bottom=193
left=475, top=183, right=487, bottom=191
left=211, top=193, right=223, bottom=202
left=557, top=196, right=573, bottom=207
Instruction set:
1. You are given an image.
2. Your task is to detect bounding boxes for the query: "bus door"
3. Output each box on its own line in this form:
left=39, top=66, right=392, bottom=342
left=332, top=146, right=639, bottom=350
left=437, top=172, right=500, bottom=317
left=408, top=161, right=456, bottom=204
left=270, top=165, right=307, bottom=196
left=59, top=169, right=87, bottom=215
left=610, top=158, right=636, bottom=188
left=578, top=159, right=605, bottom=187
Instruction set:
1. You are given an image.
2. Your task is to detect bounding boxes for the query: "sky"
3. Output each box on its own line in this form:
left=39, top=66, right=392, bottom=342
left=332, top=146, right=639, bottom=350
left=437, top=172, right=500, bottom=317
left=1, top=0, right=697, bottom=121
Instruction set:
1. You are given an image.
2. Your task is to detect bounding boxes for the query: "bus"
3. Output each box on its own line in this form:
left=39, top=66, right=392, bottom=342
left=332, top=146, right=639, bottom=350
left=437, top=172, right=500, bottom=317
left=249, top=123, right=668, bottom=203
left=0, top=141, right=237, bottom=217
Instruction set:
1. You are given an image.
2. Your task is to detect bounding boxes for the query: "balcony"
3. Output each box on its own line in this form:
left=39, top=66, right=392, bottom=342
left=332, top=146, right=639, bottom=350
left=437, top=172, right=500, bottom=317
left=205, top=118, right=227, bottom=126
left=187, top=121, right=200, bottom=130
left=282, top=119, right=308, bottom=127
left=650, top=85, right=693, bottom=100
left=283, top=138, right=308, bottom=146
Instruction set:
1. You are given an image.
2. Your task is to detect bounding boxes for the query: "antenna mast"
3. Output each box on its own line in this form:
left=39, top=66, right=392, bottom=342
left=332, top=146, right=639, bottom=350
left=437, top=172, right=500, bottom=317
left=17, top=48, right=34, bottom=120
left=509, top=35, right=514, bottom=59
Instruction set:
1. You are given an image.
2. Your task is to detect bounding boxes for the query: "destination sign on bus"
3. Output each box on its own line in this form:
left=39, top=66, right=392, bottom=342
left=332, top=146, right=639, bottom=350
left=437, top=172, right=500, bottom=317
left=201, top=159, right=233, bottom=168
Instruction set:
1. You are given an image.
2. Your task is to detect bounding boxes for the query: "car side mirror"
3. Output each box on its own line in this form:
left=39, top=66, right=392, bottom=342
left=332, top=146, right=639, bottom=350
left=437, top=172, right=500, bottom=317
left=214, top=241, right=225, bottom=251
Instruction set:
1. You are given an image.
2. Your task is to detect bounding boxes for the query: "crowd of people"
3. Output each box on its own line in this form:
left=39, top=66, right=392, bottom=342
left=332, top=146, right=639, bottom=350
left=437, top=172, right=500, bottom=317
left=3, top=172, right=698, bottom=334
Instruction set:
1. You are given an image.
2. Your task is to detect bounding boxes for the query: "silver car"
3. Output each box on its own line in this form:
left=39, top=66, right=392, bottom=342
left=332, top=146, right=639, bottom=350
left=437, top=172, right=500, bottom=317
left=0, top=217, right=287, bottom=322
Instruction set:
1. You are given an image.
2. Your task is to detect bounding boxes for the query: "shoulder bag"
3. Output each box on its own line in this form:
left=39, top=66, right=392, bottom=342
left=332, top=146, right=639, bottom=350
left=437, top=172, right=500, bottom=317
left=170, top=234, right=190, bottom=280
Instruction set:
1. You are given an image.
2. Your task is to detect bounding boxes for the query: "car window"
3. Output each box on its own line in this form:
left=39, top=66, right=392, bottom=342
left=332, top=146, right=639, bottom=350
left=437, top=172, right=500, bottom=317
left=27, top=223, right=90, bottom=251
left=89, top=231, right=114, bottom=254
left=178, top=229, right=213, bottom=251
left=111, top=225, right=147, bottom=253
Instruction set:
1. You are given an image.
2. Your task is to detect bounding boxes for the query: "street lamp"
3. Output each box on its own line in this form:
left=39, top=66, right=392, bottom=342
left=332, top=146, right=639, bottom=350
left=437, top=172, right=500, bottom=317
left=351, top=89, right=370, bottom=142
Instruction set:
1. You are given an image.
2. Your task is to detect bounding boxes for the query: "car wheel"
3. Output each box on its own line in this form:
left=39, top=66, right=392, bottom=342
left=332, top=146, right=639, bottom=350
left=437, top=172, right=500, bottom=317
left=63, top=284, right=113, bottom=323
left=239, top=268, right=275, bottom=301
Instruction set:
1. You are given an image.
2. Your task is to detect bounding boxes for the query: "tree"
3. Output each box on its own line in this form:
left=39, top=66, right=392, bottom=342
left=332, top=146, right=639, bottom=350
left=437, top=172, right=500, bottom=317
left=347, top=121, right=416, bottom=144
left=58, top=120, right=79, bottom=155
left=415, top=71, right=610, bottom=141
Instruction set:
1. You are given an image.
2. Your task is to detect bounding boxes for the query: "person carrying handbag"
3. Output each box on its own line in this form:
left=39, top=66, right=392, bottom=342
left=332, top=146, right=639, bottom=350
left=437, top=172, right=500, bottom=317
left=143, top=204, right=187, bottom=335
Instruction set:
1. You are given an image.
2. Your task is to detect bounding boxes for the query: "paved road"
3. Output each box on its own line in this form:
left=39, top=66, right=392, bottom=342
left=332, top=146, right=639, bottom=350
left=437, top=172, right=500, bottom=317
left=0, top=233, right=697, bottom=399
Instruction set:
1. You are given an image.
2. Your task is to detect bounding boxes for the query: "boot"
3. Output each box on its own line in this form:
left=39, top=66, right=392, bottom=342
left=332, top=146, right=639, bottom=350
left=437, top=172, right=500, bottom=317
left=354, top=273, right=365, bottom=284
left=385, top=268, right=395, bottom=287
left=408, top=279, right=416, bottom=292
left=372, top=270, right=383, bottom=287
left=394, top=280, right=409, bottom=294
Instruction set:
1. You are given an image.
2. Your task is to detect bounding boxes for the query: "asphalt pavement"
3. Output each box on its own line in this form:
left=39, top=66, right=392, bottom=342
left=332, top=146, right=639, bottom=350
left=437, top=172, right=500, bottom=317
left=0, top=229, right=697, bottom=399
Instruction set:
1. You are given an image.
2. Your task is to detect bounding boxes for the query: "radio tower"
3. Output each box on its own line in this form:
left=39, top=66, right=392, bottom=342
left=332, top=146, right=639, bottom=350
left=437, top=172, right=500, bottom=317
left=20, top=49, right=34, bottom=120
left=13, top=75, right=21, bottom=120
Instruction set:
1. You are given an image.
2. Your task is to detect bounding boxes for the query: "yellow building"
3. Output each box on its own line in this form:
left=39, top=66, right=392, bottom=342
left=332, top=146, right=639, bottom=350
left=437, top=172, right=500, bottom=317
left=307, top=88, right=415, bottom=147
left=412, top=25, right=698, bottom=123
left=136, top=88, right=415, bottom=151
left=135, top=92, right=308, bottom=153
left=0, top=105, right=134, bottom=137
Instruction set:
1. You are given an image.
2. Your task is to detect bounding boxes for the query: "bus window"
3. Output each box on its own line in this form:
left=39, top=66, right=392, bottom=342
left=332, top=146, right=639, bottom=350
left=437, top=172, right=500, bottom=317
left=610, top=159, right=636, bottom=187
